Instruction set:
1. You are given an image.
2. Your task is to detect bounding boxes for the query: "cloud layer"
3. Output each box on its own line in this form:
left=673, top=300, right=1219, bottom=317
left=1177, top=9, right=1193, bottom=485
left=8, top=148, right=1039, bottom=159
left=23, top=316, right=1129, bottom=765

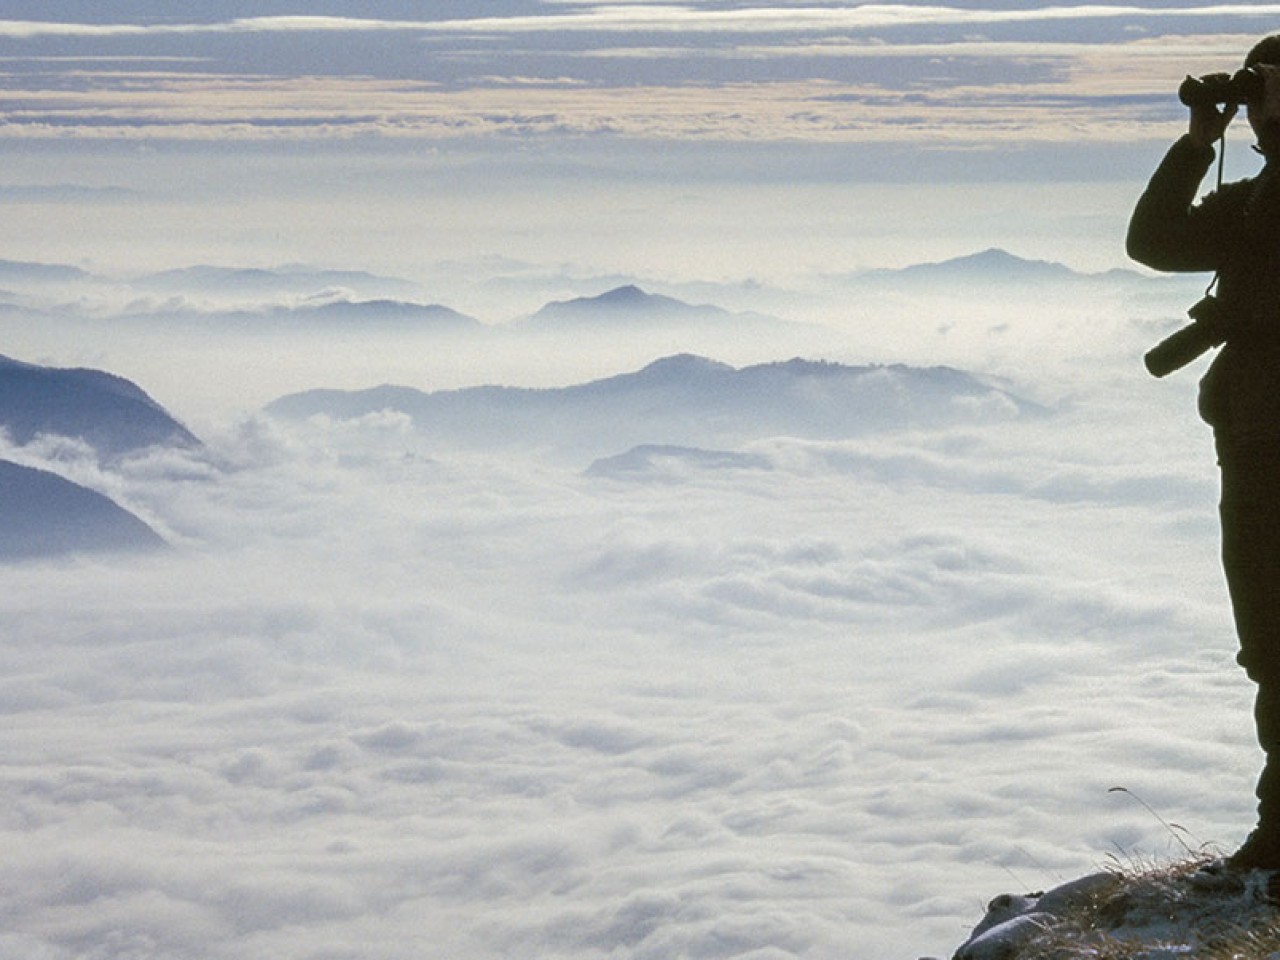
left=0, top=2, right=1275, bottom=145
left=0, top=287, right=1252, bottom=957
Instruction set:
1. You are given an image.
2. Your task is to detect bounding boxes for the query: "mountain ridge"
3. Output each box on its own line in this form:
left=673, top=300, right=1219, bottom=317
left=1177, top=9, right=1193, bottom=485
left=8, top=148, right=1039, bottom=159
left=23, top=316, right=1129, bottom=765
left=0, top=459, right=165, bottom=560
left=520, top=284, right=796, bottom=333
left=0, top=258, right=94, bottom=285
left=266, top=353, right=1045, bottom=458
left=0, top=250, right=1179, bottom=334
left=857, top=247, right=1145, bottom=285
left=0, top=354, right=200, bottom=460
left=136, top=264, right=423, bottom=299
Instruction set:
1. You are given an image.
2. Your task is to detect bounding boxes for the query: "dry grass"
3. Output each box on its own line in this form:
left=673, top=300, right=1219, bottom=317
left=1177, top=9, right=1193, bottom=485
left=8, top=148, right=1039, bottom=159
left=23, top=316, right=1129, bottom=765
left=1010, top=855, right=1280, bottom=960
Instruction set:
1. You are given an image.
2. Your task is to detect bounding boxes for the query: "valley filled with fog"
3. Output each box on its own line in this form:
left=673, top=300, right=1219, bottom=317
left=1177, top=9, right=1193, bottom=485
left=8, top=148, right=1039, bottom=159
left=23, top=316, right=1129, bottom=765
left=0, top=249, right=1252, bottom=959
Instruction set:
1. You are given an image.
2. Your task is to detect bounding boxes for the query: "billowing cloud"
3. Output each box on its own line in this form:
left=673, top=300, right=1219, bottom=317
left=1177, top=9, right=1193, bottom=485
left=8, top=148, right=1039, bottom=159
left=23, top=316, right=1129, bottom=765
left=0, top=261, right=1251, bottom=957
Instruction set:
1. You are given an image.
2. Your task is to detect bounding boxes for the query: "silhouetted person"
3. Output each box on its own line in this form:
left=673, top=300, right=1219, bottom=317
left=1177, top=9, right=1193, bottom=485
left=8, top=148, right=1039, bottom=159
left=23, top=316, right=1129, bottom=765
left=1128, top=34, right=1280, bottom=871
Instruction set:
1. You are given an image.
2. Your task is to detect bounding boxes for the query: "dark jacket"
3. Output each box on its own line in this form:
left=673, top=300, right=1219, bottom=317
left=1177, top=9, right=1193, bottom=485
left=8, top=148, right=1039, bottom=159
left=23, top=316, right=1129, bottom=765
left=1128, top=135, right=1280, bottom=450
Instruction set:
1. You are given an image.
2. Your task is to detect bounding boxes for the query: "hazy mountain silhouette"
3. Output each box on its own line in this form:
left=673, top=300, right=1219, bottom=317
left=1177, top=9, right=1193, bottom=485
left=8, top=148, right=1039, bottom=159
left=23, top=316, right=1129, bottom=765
left=528, top=285, right=699, bottom=323
left=106, top=295, right=484, bottom=332
left=266, top=353, right=1045, bottom=457
left=0, top=355, right=200, bottom=460
left=0, top=459, right=164, bottom=560
left=520, top=285, right=800, bottom=333
left=137, top=264, right=422, bottom=299
left=0, top=258, right=94, bottom=286
left=586, top=444, right=773, bottom=480
left=853, top=248, right=1152, bottom=288
left=269, top=298, right=481, bottom=330
left=895, top=248, right=1080, bottom=283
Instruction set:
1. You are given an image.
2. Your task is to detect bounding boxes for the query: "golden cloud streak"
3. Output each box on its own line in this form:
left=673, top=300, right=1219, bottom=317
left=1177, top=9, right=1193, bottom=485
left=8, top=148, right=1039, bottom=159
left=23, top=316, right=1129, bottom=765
left=0, top=71, right=1189, bottom=145
left=3, top=6, right=1280, bottom=38
left=423, top=4, right=1280, bottom=35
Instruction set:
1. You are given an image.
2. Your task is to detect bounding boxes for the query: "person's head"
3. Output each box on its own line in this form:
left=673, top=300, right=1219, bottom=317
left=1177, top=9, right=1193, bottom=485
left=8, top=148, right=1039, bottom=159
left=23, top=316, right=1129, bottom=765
left=1246, top=35, right=1280, bottom=158
left=1247, top=35, right=1280, bottom=71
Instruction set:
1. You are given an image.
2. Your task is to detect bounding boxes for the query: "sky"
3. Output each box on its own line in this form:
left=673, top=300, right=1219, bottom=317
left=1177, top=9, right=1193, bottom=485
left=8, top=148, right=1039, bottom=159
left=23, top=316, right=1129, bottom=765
left=1, top=1, right=1277, bottom=149
left=4, top=0, right=1280, bottom=284
left=1, top=3, right=1278, bottom=959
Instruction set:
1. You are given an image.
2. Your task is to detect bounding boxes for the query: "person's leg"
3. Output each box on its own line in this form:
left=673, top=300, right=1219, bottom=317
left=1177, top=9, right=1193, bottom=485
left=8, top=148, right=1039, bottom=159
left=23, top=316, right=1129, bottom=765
left=1221, top=461, right=1280, bottom=866
left=1254, top=682, right=1280, bottom=820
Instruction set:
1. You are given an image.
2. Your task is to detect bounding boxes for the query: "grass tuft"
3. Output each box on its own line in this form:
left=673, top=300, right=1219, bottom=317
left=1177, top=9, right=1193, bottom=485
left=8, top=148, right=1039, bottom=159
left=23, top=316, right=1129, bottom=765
left=1008, top=855, right=1280, bottom=959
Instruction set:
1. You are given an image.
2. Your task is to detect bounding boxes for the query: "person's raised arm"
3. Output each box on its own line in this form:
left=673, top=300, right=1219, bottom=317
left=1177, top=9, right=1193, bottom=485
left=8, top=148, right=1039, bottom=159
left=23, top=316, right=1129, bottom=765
left=1125, top=101, right=1227, bottom=272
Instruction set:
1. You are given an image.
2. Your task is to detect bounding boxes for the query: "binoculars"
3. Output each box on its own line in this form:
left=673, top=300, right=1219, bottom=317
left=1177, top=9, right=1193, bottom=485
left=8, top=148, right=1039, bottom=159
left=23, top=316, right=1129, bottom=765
left=1179, top=67, right=1266, bottom=107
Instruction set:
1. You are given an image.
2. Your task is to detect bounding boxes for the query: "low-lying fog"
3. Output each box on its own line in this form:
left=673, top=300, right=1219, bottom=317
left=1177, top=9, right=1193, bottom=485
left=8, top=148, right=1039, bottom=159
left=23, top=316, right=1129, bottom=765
left=0, top=251, right=1245, bottom=959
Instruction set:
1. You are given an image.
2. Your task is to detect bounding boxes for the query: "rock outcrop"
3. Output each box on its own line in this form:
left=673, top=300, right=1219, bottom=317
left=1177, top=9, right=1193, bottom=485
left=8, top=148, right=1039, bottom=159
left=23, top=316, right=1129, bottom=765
left=933, top=858, right=1280, bottom=960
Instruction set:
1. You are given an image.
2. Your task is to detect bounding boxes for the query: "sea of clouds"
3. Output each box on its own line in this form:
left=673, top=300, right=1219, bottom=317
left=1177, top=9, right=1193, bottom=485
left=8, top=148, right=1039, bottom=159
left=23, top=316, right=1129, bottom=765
left=0, top=278, right=1259, bottom=957
left=4, top=4, right=1275, bottom=955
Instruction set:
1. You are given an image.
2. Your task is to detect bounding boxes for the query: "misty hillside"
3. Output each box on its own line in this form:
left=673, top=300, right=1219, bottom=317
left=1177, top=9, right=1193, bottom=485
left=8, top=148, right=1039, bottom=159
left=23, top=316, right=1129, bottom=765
left=0, top=354, right=200, bottom=459
left=855, top=247, right=1155, bottom=288
left=0, top=258, right=94, bottom=286
left=191, top=298, right=484, bottom=330
left=0, top=252, right=1198, bottom=342
left=104, top=295, right=484, bottom=332
left=0, top=459, right=164, bottom=560
left=586, top=444, right=774, bottom=480
left=136, top=264, right=423, bottom=300
left=520, top=284, right=800, bottom=333
left=288, top=298, right=479, bottom=329
left=528, top=285, right=718, bottom=324
left=265, top=353, right=1045, bottom=456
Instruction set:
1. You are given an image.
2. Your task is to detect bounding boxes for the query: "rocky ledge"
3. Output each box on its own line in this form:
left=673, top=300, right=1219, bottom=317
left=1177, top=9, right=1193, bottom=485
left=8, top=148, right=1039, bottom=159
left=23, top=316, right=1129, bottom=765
left=927, top=857, right=1280, bottom=960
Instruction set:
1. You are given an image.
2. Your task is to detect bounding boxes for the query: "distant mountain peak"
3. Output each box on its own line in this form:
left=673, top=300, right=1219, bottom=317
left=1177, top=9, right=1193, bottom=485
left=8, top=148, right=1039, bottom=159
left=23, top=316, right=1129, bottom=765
left=0, top=355, right=199, bottom=459
left=901, top=248, right=1076, bottom=280
left=597, top=284, right=646, bottom=302
left=851, top=248, right=1135, bottom=288
left=294, top=298, right=480, bottom=328
left=0, top=258, right=93, bottom=284
left=266, top=352, right=1042, bottom=460
left=587, top=444, right=773, bottom=479
left=137, top=263, right=423, bottom=299
left=636, top=353, right=733, bottom=376
left=588, top=285, right=650, bottom=304
left=542, top=285, right=679, bottom=313
left=960, top=247, right=1040, bottom=266
left=0, top=459, right=165, bottom=560
left=526, top=285, right=738, bottom=328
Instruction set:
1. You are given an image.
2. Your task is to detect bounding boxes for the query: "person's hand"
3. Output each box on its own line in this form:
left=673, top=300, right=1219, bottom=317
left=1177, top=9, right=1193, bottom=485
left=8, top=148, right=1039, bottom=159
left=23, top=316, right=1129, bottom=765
left=1189, top=99, right=1237, bottom=148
